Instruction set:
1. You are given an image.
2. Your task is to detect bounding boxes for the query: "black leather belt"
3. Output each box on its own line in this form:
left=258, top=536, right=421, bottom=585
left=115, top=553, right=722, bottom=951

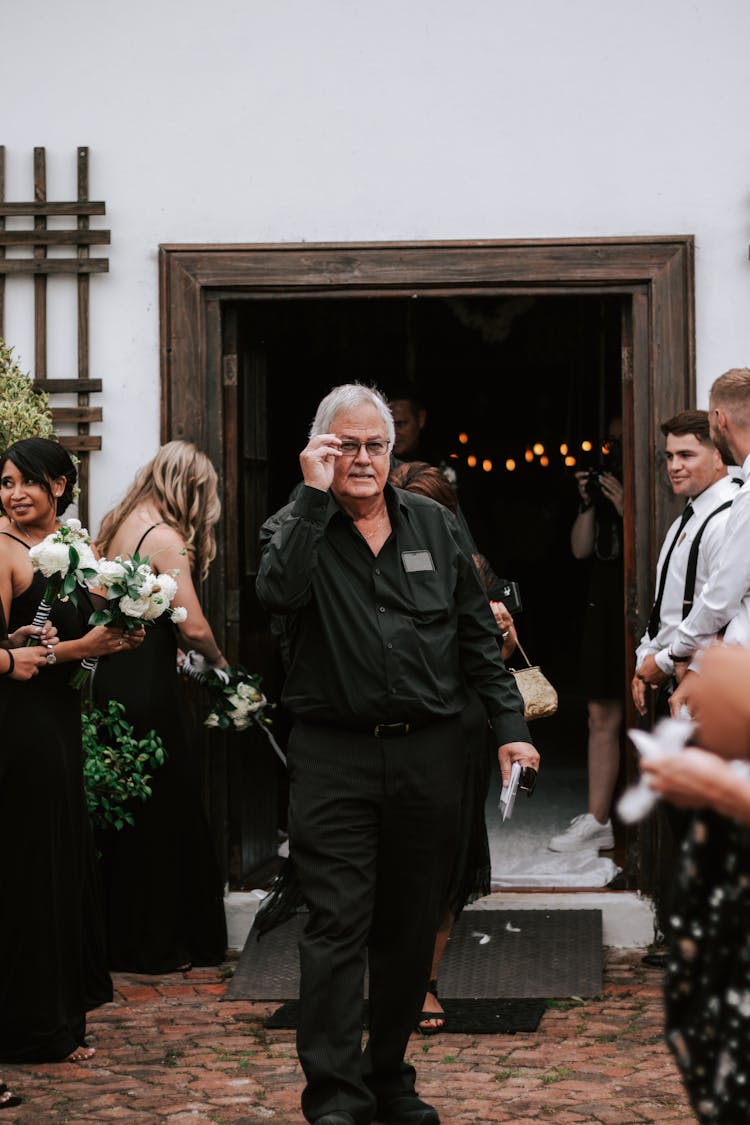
left=298, top=717, right=433, bottom=737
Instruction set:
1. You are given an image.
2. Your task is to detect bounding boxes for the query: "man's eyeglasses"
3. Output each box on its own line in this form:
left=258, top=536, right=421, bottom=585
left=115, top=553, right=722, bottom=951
left=338, top=439, right=391, bottom=458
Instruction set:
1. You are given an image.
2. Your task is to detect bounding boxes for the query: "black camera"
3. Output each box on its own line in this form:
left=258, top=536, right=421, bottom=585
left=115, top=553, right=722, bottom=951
left=584, top=468, right=606, bottom=495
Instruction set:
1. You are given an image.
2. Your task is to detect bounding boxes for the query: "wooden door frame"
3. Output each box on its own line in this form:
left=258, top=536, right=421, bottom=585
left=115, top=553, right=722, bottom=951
left=159, top=236, right=695, bottom=895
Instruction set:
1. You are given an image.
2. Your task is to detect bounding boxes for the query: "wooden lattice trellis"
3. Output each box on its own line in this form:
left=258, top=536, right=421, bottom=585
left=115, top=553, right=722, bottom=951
left=0, top=146, right=109, bottom=526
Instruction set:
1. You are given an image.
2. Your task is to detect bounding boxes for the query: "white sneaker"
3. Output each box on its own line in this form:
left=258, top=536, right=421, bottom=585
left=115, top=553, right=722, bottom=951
left=547, top=813, right=615, bottom=852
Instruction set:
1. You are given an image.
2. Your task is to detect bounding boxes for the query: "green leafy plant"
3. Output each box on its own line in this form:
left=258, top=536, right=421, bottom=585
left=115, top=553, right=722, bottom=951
left=82, top=700, right=166, bottom=830
left=0, top=338, right=54, bottom=450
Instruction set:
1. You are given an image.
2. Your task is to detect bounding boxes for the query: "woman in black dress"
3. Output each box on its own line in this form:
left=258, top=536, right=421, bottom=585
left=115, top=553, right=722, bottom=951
left=0, top=438, right=138, bottom=1064
left=93, top=440, right=228, bottom=973
left=0, top=598, right=56, bottom=1107
left=548, top=419, right=624, bottom=853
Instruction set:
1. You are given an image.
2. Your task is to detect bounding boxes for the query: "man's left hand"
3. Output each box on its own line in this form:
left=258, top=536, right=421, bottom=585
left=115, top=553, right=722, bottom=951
left=498, top=741, right=540, bottom=787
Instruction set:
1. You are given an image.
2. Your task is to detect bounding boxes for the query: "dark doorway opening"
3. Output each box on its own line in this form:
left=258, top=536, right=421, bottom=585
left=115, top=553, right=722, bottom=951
left=160, top=235, right=695, bottom=898
left=234, top=292, right=626, bottom=872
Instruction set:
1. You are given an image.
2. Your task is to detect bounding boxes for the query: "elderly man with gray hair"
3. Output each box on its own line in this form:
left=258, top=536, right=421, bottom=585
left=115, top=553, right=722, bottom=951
left=256, top=383, right=538, bottom=1125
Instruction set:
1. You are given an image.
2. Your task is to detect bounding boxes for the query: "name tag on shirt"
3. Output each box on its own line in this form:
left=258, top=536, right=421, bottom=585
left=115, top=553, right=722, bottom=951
left=401, top=550, right=435, bottom=573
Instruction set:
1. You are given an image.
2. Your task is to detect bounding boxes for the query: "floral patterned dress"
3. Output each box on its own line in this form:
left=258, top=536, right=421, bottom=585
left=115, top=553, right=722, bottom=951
left=665, top=810, right=750, bottom=1123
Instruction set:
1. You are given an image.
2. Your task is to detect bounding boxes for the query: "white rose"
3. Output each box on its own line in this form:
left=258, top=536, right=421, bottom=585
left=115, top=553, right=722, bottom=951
left=232, top=712, right=252, bottom=731
left=170, top=605, right=188, bottom=624
left=236, top=682, right=262, bottom=702
left=65, top=518, right=82, bottom=533
left=247, top=696, right=266, bottom=713
left=29, top=540, right=71, bottom=578
left=136, top=572, right=158, bottom=596
left=204, top=713, right=220, bottom=728
left=119, top=595, right=150, bottom=618
left=141, top=595, right=168, bottom=621
left=155, top=573, right=177, bottom=602
left=97, top=559, right=128, bottom=586
left=76, top=544, right=98, bottom=573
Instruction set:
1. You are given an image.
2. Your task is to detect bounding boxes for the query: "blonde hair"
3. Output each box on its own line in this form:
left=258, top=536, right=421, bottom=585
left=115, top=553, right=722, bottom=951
left=98, top=441, right=221, bottom=581
left=710, top=368, right=750, bottom=428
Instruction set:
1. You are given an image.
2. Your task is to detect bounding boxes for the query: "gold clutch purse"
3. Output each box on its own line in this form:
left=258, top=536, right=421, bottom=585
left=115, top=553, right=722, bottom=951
left=509, top=639, right=558, bottom=721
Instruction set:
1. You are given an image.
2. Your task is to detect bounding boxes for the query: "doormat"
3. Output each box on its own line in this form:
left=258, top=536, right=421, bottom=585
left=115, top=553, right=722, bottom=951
left=264, top=997, right=546, bottom=1034
left=226, top=909, right=602, bottom=1001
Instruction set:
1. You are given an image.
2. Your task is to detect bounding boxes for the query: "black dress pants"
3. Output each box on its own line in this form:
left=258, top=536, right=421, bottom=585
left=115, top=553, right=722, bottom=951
left=288, top=716, right=465, bottom=1124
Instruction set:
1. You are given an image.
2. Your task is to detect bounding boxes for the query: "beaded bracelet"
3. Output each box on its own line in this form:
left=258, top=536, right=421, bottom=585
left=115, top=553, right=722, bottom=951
left=0, top=648, right=15, bottom=677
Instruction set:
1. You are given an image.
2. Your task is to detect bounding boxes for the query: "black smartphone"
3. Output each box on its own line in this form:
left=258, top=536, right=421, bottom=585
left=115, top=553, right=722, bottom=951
left=487, top=579, right=522, bottom=616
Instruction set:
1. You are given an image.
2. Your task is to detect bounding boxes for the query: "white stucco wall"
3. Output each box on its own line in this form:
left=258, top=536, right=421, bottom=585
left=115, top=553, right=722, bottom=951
left=3, top=0, right=750, bottom=528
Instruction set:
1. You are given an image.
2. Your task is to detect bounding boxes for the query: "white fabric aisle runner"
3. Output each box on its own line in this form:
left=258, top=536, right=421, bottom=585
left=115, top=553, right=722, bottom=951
left=487, top=764, right=621, bottom=889
left=491, top=850, right=621, bottom=888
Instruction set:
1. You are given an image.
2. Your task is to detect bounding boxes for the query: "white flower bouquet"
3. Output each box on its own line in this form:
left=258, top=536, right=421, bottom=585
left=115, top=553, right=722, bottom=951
left=26, top=518, right=100, bottom=642
left=180, top=652, right=285, bottom=764
left=205, top=668, right=268, bottom=732
left=71, top=551, right=187, bottom=688
left=92, top=554, right=186, bottom=629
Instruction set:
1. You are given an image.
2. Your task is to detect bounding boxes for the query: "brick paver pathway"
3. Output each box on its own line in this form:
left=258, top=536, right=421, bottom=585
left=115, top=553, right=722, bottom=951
left=1, top=950, right=692, bottom=1123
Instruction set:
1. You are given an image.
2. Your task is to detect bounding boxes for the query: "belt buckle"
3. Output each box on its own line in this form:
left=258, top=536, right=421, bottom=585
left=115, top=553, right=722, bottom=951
left=374, top=722, right=410, bottom=739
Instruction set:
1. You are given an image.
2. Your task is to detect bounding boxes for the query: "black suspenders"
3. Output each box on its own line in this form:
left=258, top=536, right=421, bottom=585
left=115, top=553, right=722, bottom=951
left=681, top=483, right=743, bottom=619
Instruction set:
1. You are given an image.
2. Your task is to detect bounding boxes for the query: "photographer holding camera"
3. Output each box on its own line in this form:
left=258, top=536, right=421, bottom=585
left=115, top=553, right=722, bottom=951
left=548, top=417, right=625, bottom=853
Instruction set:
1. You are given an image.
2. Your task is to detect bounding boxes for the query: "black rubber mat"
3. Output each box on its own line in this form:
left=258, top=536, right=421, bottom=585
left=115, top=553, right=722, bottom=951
left=264, top=997, right=546, bottom=1034
left=227, top=908, right=602, bottom=1001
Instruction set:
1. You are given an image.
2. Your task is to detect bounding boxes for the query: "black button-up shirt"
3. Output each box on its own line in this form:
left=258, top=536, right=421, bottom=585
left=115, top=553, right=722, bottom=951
left=256, top=483, right=531, bottom=748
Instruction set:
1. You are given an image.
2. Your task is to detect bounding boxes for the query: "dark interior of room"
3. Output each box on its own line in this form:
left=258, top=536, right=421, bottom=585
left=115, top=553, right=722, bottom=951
left=236, top=292, right=624, bottom=774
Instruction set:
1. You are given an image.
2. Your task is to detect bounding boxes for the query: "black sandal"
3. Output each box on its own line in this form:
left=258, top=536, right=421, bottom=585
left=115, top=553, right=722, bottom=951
left=0, top=1084, right=23, bottom=1110
left=416, top=979, right=447, bottom=1035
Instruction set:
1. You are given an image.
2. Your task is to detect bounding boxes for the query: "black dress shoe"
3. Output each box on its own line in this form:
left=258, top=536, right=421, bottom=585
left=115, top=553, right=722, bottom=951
left=312, top=1113, right=359, bottom=1125
left=375, top=1095, right=439, bottom=1124
left=641, top=952, right=669, bottom=969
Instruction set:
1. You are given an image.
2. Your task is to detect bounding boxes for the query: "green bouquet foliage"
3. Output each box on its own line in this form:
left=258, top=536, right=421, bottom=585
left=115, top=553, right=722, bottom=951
left=0, top=339, right=54, bottom=450
left=82, top=700, right=167, bottom=830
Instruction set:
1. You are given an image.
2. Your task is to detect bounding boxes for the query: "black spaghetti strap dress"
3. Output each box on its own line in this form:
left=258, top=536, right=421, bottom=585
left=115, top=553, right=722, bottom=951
left=0, top=547, right=112, bottom=1062
left=92, top=525, right=227, bottom=973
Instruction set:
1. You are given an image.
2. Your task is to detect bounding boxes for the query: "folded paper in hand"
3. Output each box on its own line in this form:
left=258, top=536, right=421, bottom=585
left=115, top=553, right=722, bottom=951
left=499, top=761, right=521, bottom=821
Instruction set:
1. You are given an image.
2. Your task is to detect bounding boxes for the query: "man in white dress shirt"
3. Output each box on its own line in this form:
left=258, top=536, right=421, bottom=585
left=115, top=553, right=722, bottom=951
left=667, top=369, right=750, bottom=714
left=633, top=409, right=739, bottom=715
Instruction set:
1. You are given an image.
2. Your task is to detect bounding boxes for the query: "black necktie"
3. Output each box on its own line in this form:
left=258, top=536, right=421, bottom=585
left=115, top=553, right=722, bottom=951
left=647, top=504, right=694, bottom=638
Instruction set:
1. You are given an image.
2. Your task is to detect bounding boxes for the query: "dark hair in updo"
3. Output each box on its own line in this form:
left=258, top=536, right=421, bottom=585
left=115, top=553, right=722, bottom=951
left=0, top=437, right=78, bottom=515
